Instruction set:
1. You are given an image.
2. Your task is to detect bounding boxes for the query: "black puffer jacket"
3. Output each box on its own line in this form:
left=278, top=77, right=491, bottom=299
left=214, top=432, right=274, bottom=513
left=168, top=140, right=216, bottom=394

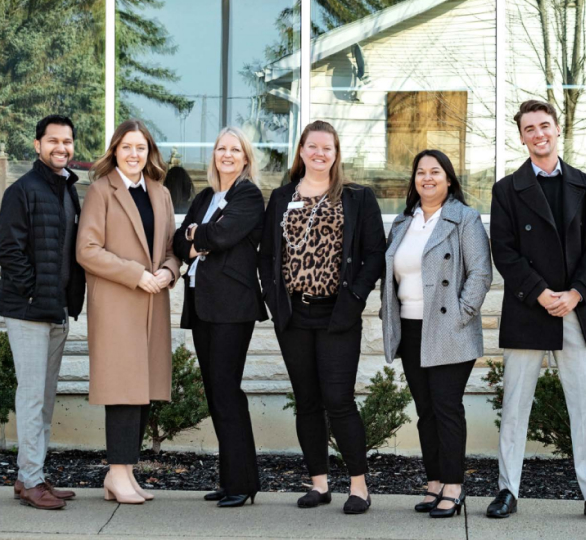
left=0, top=160, right=85, bottom=323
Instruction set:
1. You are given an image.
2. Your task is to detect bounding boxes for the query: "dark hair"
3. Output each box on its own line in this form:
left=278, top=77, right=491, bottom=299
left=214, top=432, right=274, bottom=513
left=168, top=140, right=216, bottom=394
left=289, top=120, right=349, bottom=204
left=35, top=115, right=76, bottom=141
left=514, top=100, right=559, bottom=132
left=164, top=166, right=195, bottom=213
left=404, top=149, right=467, bottom=216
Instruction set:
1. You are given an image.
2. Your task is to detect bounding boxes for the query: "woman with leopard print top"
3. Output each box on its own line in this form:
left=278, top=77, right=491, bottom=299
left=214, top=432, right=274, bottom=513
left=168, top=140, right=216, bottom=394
left=260, top=121, right=385, bottom=514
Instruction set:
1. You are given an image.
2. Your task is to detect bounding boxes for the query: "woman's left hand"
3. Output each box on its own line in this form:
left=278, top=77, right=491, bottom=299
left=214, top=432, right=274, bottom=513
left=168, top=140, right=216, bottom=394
left=154, top=268, right=174, bottom=289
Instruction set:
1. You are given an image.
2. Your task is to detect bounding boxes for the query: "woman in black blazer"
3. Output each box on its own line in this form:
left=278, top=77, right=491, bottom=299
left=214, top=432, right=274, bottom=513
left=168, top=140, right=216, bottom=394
left=260, top=120, right=386, bottom=514
left=173, top=127, right=267, bottom=507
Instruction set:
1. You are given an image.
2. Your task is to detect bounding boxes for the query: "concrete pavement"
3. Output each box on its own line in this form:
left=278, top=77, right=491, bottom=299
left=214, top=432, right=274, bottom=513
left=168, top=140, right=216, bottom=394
left=0, top=487, right=583, bottom=539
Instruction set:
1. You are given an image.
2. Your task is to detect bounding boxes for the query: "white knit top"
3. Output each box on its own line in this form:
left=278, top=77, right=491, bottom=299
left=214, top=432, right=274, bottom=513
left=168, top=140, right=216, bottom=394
left=393, top=207, right=442, bottom=320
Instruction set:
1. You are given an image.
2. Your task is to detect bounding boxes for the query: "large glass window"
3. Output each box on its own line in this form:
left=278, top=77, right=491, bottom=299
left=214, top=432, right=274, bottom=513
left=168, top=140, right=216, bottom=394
left=506, top=0, right=586, bottom=173
left=116, top=0, right=301, bottom=210
left=308, top=0, right=497, bottom=213
left=0, top=0, right=106, bottom=202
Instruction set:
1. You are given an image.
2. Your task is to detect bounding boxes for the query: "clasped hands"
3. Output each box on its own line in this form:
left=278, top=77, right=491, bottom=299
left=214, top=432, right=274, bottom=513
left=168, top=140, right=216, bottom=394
left=537, top=288, right=581, bottom=317
left=138, top=268, right=173, bottom=294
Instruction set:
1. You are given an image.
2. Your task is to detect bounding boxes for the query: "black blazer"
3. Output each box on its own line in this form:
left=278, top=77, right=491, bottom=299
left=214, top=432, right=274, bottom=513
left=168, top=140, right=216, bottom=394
left=259, top=182, right=386, bottom=333
left=490, top=158, right=586, bottom=350
left=173, top=179, right=268, bottom=325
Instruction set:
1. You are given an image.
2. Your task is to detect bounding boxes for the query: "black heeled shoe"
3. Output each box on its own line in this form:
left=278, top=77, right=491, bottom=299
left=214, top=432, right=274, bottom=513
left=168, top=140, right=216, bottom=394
left=204, top=489, right=226, bottom=501
left=217, top=492, right=257, bottom=508
left=429, top=488, right=466, bottom=518
left=414, top=487, right=444, bottom=513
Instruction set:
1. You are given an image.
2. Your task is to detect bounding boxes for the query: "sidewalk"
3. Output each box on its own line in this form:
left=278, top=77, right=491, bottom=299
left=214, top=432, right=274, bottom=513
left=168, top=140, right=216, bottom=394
left=0, top=488, right=583, bottom=540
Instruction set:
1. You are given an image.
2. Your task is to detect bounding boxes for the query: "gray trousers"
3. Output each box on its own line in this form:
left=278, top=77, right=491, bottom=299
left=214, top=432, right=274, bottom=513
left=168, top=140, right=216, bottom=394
left=498, top=310, right=586, bottom=499
left=4, top=314, right=69, bottom=489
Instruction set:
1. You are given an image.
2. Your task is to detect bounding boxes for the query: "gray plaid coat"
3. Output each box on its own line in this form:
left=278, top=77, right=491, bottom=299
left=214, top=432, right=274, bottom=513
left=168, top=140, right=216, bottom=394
left=382, top=197, right=492, bottom=367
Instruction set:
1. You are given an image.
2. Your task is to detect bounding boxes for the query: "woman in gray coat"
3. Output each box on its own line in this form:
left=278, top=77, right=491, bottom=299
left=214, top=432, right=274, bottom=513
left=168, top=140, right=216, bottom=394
left=382, top=150, right=491, bottom=518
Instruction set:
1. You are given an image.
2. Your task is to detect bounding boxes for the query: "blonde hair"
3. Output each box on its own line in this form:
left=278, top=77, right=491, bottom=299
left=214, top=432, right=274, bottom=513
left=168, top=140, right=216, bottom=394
left=289, top=120, right=349, bottom=204
left=207, top=126, right=259, bottom=192
left=91, top=119, right=167, bottom=183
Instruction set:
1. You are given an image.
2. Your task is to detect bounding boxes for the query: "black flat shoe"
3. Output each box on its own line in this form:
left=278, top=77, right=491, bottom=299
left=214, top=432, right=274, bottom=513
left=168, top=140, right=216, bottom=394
left=486, top=489, right=517, bottom=518
left=204, top=489, right=226, bottom=501
left=297, top=489, right=332, bottom=508
left=429, top=488, right=466, bottom=518
left=217, top=492, right=257, bottom=507
left=343, top=494, right=371, bottom=515
left=414, top=487, right=444, bottom=513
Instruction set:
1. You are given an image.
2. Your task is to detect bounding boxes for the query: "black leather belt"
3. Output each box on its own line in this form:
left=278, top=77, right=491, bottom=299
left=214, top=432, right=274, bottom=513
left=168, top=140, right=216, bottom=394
left=292, top=292, right=338, bottom=305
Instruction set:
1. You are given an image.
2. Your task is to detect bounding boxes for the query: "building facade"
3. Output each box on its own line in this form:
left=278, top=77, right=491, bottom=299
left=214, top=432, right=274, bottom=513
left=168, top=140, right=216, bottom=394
left=1, top=0, right=585, bottom=453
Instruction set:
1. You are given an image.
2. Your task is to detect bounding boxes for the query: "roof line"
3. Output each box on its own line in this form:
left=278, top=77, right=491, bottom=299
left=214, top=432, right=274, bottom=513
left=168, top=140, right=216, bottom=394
left=264, top=0, right=451, bottom=82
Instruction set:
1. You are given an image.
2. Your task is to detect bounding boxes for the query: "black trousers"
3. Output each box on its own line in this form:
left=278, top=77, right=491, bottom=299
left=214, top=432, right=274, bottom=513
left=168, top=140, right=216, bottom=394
left=191, top=315, right=260, bottom=495
left=275, top=299, right=367, bottom=477
left=399, top=319, right=475, bottom=484
left=105, top=404, right=151, bottom=465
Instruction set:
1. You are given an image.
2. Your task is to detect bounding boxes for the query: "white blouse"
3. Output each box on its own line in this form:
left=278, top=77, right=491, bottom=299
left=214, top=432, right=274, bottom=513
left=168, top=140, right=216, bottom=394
left=393, top=207, right=442, bottom=320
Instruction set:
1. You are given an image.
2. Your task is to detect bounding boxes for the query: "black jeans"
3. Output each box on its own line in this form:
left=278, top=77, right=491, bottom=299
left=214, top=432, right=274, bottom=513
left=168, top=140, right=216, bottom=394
left=399, top=319, right=475, bottom=484
left=191, top=315, right=260, bottom=496
left=275, top=298, right=367, bottom=477
left=105, top=404, right=151, bottom=464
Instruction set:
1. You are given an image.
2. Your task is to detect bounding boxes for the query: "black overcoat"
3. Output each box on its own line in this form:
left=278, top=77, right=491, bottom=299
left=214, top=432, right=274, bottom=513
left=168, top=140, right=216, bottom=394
left=173, top=179, right=268, bottom=325
left=490, top=158, right=586, bottom=350
left=259, top=182, right=386, bottom=333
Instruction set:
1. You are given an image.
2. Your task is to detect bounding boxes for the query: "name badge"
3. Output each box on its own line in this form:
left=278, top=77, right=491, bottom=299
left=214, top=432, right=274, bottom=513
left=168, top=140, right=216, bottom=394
left=219, top=199, right=228, bottom=210
left=288, top=201, right=304, bottom=210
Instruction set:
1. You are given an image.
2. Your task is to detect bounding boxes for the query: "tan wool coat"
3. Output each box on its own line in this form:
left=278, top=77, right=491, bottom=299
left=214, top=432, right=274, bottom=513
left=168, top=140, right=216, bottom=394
left=76, top=170, right=181, bottom=405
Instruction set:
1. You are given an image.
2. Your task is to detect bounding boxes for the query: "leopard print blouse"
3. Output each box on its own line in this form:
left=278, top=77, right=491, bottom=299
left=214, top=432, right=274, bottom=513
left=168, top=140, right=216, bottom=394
left=282, top=194, right=344, bottom=296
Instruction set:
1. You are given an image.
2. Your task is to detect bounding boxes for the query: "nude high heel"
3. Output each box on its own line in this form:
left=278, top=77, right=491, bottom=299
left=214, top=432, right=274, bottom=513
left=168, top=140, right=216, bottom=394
left=103, top=472, right=145, bottom=504
left=127, top=467, right=154, bottom=501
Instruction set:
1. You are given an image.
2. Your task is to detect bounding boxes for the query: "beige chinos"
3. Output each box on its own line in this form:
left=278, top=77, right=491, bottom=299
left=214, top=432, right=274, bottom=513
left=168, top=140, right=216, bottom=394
left=498, top=310, right=586, bottom=499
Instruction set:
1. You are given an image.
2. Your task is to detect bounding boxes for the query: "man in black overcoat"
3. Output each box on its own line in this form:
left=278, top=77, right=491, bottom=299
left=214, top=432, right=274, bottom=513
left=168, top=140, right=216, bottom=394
left=488, top=100, right=586, bottom=518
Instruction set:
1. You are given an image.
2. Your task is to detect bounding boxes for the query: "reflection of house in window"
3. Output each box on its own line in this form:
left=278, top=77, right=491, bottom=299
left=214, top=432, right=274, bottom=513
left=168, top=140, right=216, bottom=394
left=387, top=91, right=467, bottom=176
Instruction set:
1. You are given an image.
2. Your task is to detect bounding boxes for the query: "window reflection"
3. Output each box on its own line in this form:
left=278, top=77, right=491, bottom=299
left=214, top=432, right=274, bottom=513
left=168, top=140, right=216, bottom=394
left=0, top=1, right=105, bottom=203
left=308, top=0, right=496, bottom=213
left=506, top=0, right=586, bottom=173
left=117, top=0, right=300, bottom=201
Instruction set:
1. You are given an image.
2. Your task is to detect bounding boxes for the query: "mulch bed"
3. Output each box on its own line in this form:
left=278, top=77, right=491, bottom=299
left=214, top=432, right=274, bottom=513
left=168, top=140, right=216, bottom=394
left=0, top=451, right=582, bottom=500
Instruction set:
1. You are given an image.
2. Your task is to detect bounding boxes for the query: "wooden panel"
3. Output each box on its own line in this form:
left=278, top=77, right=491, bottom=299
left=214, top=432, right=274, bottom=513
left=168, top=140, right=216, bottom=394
left=386, top=91, right=468, bottom=176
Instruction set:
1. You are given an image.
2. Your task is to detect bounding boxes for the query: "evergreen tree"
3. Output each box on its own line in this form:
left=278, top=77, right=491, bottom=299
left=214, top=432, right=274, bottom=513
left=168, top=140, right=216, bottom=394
left=0, top=0, right=193, bottom=161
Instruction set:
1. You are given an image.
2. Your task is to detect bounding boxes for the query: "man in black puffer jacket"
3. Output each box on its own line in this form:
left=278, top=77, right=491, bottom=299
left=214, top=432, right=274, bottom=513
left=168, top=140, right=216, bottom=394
left=0, top=115, right=85, bottom=510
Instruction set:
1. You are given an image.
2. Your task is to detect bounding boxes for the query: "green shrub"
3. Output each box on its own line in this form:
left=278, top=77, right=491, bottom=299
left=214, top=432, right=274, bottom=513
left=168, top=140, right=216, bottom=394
left=284, top=366, right=412, bottom=454
left=0, top=331, right=17, bottom=450
left=146, top=345, right=210, bottom=453
left=482, top=359, right=572, bottom=457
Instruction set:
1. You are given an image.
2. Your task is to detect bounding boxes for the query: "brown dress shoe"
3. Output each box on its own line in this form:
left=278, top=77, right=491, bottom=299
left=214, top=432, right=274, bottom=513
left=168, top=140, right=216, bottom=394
left=44, top=480, right=76, bottom=500
left=14, top=480, right=75, bottom=501
left=19, top=483, right=66, bottom=510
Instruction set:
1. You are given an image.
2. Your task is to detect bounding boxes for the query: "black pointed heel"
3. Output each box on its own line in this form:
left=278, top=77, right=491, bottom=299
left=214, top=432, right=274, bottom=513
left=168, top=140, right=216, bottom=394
left=429, top=488, right=466, bottom=518
left=414, top=487, right=444, bottom=513
left=204, top=489, right=226, bottom=501
left=217, top=491, right=257, bottom=507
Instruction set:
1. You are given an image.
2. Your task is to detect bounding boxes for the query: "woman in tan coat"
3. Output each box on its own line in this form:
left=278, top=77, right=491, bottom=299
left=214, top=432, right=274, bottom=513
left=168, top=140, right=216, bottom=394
left=77, top=120, right=180, bottom=504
